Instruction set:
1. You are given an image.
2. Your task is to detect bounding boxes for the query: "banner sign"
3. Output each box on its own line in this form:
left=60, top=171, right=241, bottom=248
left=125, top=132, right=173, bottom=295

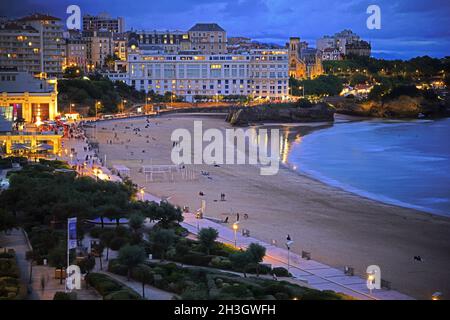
left=68, top=217, right=77, bottom=249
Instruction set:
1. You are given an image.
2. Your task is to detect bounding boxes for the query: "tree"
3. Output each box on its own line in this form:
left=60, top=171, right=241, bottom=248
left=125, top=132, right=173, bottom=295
left=198, top=227, right=219, bottom=255
left=230, top=251, right=252, bottom=278
left=100, top=230, right=115, bottom=261
left=77, top=255, right=96, bottom=275
left=48, top=245, right=66, bottom=284
left=118, top=245, right=146, bottom=280
left=0, top=209, right=17, bottom=234
left=150, top=229, right=176, bottom=260
left=132, top=264, right=153, bottom=298
left=92, top=242, right=104, bottom=270
left=246, top=243, right=266, bottom=277
left=128, top=214, right=144, bottom=234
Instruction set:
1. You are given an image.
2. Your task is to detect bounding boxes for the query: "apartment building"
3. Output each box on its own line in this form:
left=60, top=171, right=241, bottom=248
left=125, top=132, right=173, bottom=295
left=0, top=23, right=41, bottom=74
left=188, top=23, right=227, bottom=55
left=0, top=14, right=64, bottom=77
left=83, top=13, right=125, bottom=33
left=316, top=29, right=371, bottom=58
left=83, top=30, right=114, bottom=70
left=64, top=30, right=87, bottom=70
left=128, top=30, right=191, bottom=54
left=108, top=46, right=289, bottom=102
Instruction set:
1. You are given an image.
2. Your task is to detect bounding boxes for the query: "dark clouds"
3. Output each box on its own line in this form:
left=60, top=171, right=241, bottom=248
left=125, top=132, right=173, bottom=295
left=1, top=0, right=449, bottom=59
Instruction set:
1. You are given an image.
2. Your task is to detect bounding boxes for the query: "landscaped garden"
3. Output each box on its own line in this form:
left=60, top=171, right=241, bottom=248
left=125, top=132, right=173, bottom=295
left=0, top=159, right=350, bottom=300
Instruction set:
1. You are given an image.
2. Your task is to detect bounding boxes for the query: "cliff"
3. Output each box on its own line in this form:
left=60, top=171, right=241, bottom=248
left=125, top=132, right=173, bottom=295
left=226, top=103, right=335, bottom=126
left=334, top=96, right=450, bottom=119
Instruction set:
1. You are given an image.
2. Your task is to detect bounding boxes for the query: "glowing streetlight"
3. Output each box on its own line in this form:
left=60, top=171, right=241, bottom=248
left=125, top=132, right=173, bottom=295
left=432, top=292, right=442, bottom=300
left=232, top=222, right=239, bottom=247
left=140, top=187, right=145, bottom=201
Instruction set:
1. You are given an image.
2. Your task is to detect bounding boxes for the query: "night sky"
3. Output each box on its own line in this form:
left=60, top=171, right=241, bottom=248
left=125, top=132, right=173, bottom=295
left=1, top=0, right=449, bottom=59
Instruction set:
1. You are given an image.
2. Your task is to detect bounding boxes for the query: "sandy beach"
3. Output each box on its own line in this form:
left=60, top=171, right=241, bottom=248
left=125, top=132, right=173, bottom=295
left=86, top=113, right=450, bottom=299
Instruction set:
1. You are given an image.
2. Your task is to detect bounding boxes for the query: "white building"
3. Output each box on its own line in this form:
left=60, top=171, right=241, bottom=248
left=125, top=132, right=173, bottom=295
left=107, top=47, right=289, bottom=102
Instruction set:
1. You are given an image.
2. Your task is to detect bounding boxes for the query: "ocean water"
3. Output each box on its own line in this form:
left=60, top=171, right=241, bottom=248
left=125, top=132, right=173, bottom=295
left=286, top=117, right=450, bottom=216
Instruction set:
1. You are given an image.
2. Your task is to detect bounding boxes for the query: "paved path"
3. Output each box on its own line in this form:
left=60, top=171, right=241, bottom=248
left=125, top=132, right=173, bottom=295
left=97, top=270, right=175, bottom=300
left=181, top=212, right=413, bottom=300
left=0, top=228, right=37, bottom=299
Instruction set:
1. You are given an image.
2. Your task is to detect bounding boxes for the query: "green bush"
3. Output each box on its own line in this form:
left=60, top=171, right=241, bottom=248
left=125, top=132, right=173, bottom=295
left=0, top=276, right=20, bottom=300
left=110, top=237, right=128, bottom=251
left=108, top=259, right=128, bottom=276
left=0, top=258, right=20, bottom=278
left=209, top=256, right=232, bottom=270
left=89, top=227, right=104, bottom=239
left=220, top=283, right=253, bottom=299
left=53, top=291, right=77, bottom=300
left=104, top=289, right=141, bottom=300
left=272, top=267, right=291, bottom=277
left=86, top=273, right=122, bottom=297
left=179, top=253, right=213, bottom=267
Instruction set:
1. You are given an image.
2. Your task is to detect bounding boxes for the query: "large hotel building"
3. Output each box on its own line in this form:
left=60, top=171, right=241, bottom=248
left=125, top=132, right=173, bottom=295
left=108, top=47, right=289, bottom=101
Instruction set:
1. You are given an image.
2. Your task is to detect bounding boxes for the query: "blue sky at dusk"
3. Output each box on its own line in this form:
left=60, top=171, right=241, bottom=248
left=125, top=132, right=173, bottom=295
left=1, top=0, right=449, bottom=59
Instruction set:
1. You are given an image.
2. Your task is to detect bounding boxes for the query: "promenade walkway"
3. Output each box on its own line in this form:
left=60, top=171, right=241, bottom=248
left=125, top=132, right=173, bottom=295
left=181, top=212, right=413, bottom=300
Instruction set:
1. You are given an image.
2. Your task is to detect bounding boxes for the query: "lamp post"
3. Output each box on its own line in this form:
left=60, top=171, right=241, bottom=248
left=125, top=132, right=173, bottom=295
left=140, top=187, right=145, bottom=201
left=232, top=222, right=239, bottom=248
left=285, top=239, right=294, bottom=272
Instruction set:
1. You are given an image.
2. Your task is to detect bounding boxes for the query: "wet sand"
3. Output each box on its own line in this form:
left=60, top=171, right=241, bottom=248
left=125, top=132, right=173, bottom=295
left=87, top=113, right=450, bottom=299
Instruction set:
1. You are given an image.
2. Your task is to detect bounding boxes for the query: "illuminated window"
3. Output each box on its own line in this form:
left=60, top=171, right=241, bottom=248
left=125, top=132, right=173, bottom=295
left=210, top=64, right=222, bottom=69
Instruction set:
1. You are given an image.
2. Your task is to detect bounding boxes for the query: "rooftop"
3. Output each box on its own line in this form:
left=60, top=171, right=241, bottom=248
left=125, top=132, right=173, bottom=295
left=188, top=23, right=225, bottom=32
left=18, top=13, right=61, bottom=22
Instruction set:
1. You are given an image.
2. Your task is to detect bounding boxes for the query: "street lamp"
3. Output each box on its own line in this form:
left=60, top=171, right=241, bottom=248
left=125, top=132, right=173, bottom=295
left=285, top=238, right=294, bottom=272
left=232, top=222, right=239, bottom=248
left=140, top=187, right=145, bottom=201
left=432, top=292, right=442, bottom=300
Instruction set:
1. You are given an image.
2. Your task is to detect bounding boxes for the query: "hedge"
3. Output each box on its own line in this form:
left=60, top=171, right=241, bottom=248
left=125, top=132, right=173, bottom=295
left=86, top=273, right=141, bottom=300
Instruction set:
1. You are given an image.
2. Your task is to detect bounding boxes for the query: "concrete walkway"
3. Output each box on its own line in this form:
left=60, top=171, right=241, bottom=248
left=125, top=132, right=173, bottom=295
left=181, top=212, right=413, bottom=300
left=96, top=270, right=175, bottom=300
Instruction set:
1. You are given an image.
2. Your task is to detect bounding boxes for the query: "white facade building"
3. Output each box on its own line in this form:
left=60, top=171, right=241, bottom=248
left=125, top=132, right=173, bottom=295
left=111, top=48, right=289, bottom=102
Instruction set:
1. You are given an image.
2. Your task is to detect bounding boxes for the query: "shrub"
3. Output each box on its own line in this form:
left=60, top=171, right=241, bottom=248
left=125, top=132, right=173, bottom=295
left=0, top=276, right=20, bottom=300
left=272, top=267, right=291, bottom=277
left=104, top=289, right=141, bottom=300
left=89, top=227, right=104, bottom=239
left=86, top=273, right=122, bottom=297
left=209, top=256, right=232, bottom=270
left=109, top=237, right=128, bottom=251
left=0, top=258, right=20, bottom=278
left=220, top=283, right=253, bottom=299
left=53, top=291, right=77, bottom=300
left=108, top=259, right=128, bottom=276
left=180, top=253, right=213, bottom=267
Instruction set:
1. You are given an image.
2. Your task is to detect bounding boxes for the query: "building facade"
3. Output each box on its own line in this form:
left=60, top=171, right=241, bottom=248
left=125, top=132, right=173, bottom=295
left=188, top=23, right=227, bottom=55
left=288, top=37, right=323, bottom=79
left=83, top=13, right=125, bottom=33
left=316, top=29, right=371, bottom=58
left=0, top=14, right=64, bottom=77
left=0, top=23, right=41, bottom=74
left=0, top=68, right=58, bottom=123
left=128, top=30, right=191, bottom=54
left=64, top=30, right=87, bottom=70
left=83, top=30, right=114, bottom=70
left=108, top=47, right=289, bottom=101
